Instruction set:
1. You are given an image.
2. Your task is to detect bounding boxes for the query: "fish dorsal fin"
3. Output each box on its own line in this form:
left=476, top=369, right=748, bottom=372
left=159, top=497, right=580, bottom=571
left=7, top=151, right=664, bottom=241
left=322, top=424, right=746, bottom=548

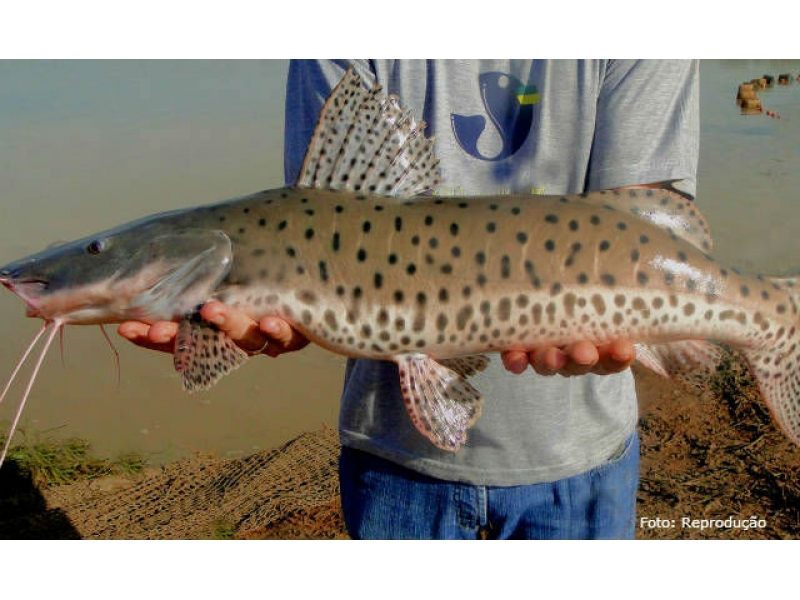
left=580, top=188, right=714, bottom=252
left=296, top=67, right=441, bottom=197
left=394, top=353, right=483, bottom=451
left=174, top=312, right=248, bottom=392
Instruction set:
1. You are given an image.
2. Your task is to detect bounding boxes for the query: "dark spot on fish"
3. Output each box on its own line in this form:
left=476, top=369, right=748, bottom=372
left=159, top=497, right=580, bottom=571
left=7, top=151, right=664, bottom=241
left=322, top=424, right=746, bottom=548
left=477, top=274, right=488, bottom=287
left=412, top=235, right=420, bottom=246
left=741, top=285, right=750, bottom=297
left=362, top=220, right=371, bottom=233
left=516, top=232, right=528, bottom=244
left=578, top=273, right=589, bottom=285
left=501, top=256, right=511, bottom=279
left=278, top=220, right=287, bottom=230
left=450, top=223, right=459, bottom=236
left=639, top=234, right=649, bottom=244
left=569, top=220, right=579, bottom=231
left=545, top=214, right=558, bottom=224
left=441, top=264, right=453, bottom=275
left=631, top=249, right=640, bottom=262
left=425, top=215, right=434, bottom=226
left=252, top=248, right=266, bottom=257
left=437, top=314, right=448, bottom=331
left=336, top=285, right=345, bottom=296
left=305, top=228, right=315, bottom=240
left=590, top=215, right=600, bottom=225
left=296, top=290, right=317, bottom=305
left=511, top=207, right=521, bottom=215
left=591, top=294, right=606, bottom=315
left=259, top=218, right=266, bottom=227
left=637, top=271, right=649, bottom=285
left=318, top=261, right=329, bottom=282
left=286, top=246, right=296, bottom=258
left=498, top=297, right=512, bottom=321
left=475, top=251, right=486, bottom=265
left=451, top=246, right=461, bottom=258
left=462, top=285, right=472, bottom=298
left=439, top=288, right=449, bottom=302
left=357, top=248, right=367, bottom=262
left=394, top=290, right=404, bottom=303
left=601, top=273, right=616, bottom=286
left=352, top=286, right=362, bottom=299
left=374, top=273, right=383, bottom=289
left=406, top=263, right=417, bottom=275
left=429, top=237, right=439, bottom=249
left=544, top=240, right=555, bottom=252
left=335, top=205, right=344, bottom=213
left=486, top=222, right=496, bottom=233
left=617, top=222, right=627, bottom=231
left=456, top=306, right=474, bottom=330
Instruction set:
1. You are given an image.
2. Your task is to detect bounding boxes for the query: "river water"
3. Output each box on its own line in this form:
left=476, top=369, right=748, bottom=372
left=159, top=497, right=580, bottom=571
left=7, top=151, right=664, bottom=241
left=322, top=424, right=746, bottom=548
left=0, top=59, right=798, bottom=462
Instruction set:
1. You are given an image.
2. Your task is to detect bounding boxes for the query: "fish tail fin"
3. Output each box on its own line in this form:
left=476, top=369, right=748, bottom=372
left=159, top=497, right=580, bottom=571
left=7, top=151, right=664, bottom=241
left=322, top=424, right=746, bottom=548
left=738, top=341, right=800, bottom=446
left=736, top=277, right=800, bottom=444
left=636, top=332, right=800, bottom=446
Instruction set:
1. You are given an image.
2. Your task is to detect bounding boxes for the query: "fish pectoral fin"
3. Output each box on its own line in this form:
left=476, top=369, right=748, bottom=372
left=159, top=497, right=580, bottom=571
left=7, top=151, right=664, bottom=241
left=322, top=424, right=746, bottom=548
left=174, top=312, right=248, bottom=392
left=438, top=355, right=491, bottom=378
left=393, top=353, right=484, bottom=452
left=634, top=340, right=727, bottom=388
left=127, top=229, right=233, bottom=321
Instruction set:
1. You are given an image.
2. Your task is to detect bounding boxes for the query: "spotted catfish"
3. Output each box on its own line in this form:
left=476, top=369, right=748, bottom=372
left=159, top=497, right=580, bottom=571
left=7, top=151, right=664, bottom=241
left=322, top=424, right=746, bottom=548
left=2, top=67, right=800, bottom=466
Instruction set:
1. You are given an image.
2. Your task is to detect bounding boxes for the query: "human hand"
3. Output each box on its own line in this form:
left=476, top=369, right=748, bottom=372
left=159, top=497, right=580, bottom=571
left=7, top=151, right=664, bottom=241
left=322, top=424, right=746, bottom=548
left=501, top=339, right=636, bottom=377
left=117, top=301, right=310, bottom=357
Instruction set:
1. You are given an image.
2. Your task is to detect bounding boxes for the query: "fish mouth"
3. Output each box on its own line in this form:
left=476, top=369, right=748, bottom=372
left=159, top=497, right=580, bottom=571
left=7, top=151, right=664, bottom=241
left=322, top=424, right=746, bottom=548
left=0, top=276, right=48, bottom=317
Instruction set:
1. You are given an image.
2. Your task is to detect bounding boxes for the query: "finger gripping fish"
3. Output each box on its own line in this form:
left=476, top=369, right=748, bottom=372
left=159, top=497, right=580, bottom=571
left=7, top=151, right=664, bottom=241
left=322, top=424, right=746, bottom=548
left=2, top=67, right=800, bottom=465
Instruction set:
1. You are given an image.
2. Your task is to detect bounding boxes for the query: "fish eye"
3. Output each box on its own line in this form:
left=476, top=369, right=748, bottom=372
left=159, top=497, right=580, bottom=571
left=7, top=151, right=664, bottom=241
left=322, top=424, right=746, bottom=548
left=86, top=239, right=107, bottom=255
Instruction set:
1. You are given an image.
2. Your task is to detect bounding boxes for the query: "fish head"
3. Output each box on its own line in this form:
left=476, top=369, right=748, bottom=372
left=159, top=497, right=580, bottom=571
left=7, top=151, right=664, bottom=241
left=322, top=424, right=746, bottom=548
left=0, top=215, right=234, bottom=325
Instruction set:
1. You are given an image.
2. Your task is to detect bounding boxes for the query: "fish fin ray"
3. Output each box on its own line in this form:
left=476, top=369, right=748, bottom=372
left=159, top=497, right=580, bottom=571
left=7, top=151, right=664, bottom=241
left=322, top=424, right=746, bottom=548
left=295, top=67, right=440, bottom=197
left=174, top=312, right=248, bottom=392
left=394, top=353, right=483, bottom=452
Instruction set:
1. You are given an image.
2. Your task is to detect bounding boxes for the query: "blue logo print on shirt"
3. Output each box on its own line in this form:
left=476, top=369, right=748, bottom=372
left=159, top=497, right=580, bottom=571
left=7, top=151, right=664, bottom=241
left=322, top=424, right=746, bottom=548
left=451, top=72, right=540, bottom=162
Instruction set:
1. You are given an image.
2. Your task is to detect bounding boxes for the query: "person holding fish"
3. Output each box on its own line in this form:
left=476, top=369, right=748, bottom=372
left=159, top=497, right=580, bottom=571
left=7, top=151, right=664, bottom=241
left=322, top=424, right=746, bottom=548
left=118, top=59, right=699, bottom=539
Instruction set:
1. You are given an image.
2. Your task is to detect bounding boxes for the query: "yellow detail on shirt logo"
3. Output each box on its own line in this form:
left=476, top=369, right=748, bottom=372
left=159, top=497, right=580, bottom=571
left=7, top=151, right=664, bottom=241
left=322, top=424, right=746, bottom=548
left=517, top=85, right=540, bottom=106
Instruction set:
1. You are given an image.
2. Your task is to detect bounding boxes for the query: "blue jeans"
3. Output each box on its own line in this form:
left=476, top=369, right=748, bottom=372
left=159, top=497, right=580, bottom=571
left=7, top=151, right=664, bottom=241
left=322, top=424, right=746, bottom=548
left=339, top=432, right=639, bottom=539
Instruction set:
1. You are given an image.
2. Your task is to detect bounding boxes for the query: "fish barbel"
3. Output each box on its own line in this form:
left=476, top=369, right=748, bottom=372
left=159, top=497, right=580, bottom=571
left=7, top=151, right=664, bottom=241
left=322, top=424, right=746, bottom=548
left=2, top=68, right=800, bottom=464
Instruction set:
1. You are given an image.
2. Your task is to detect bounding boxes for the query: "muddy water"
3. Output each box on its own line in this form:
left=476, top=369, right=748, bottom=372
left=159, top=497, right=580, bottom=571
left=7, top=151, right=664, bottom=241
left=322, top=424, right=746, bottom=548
left=1, top=59, right=799, bottom=462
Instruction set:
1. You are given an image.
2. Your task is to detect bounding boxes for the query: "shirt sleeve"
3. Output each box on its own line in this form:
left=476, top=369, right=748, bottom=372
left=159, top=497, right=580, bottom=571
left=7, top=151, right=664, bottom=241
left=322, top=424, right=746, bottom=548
left=587, top=59, right=699, bottom=198
left=283, top=59, right=377, bottom=186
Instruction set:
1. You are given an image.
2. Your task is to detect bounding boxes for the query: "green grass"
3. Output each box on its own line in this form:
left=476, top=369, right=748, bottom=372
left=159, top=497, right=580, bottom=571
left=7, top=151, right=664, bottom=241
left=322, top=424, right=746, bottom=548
left=1, top=435, right=147, bottom=487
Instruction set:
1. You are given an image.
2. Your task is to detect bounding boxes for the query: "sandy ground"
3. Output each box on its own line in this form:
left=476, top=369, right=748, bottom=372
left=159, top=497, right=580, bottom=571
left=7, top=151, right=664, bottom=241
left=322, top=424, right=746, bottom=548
left=2, top=361, right=799, bottom=540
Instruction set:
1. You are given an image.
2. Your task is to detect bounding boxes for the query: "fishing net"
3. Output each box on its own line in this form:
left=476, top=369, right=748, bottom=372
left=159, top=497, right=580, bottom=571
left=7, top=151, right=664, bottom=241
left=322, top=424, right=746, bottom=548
left=7, top=427, right=346, bottom=539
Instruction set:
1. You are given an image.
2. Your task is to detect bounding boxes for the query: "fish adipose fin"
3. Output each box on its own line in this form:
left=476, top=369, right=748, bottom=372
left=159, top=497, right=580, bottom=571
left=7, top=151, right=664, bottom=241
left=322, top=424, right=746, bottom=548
left=394, top=353, right=484, bottom=451
left=174, top=311, right=248, bottom=392
left=127, top=229, right=234, bottom=322
left=295, top=67, right=441, bottom=198
left=579, top=189, right=714, bottom=252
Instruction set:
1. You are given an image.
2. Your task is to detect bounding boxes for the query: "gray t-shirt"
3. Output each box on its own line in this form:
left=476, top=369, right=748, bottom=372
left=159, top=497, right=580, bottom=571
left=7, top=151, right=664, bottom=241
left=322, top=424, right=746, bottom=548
left=284, top=59, right=699, bottom=485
